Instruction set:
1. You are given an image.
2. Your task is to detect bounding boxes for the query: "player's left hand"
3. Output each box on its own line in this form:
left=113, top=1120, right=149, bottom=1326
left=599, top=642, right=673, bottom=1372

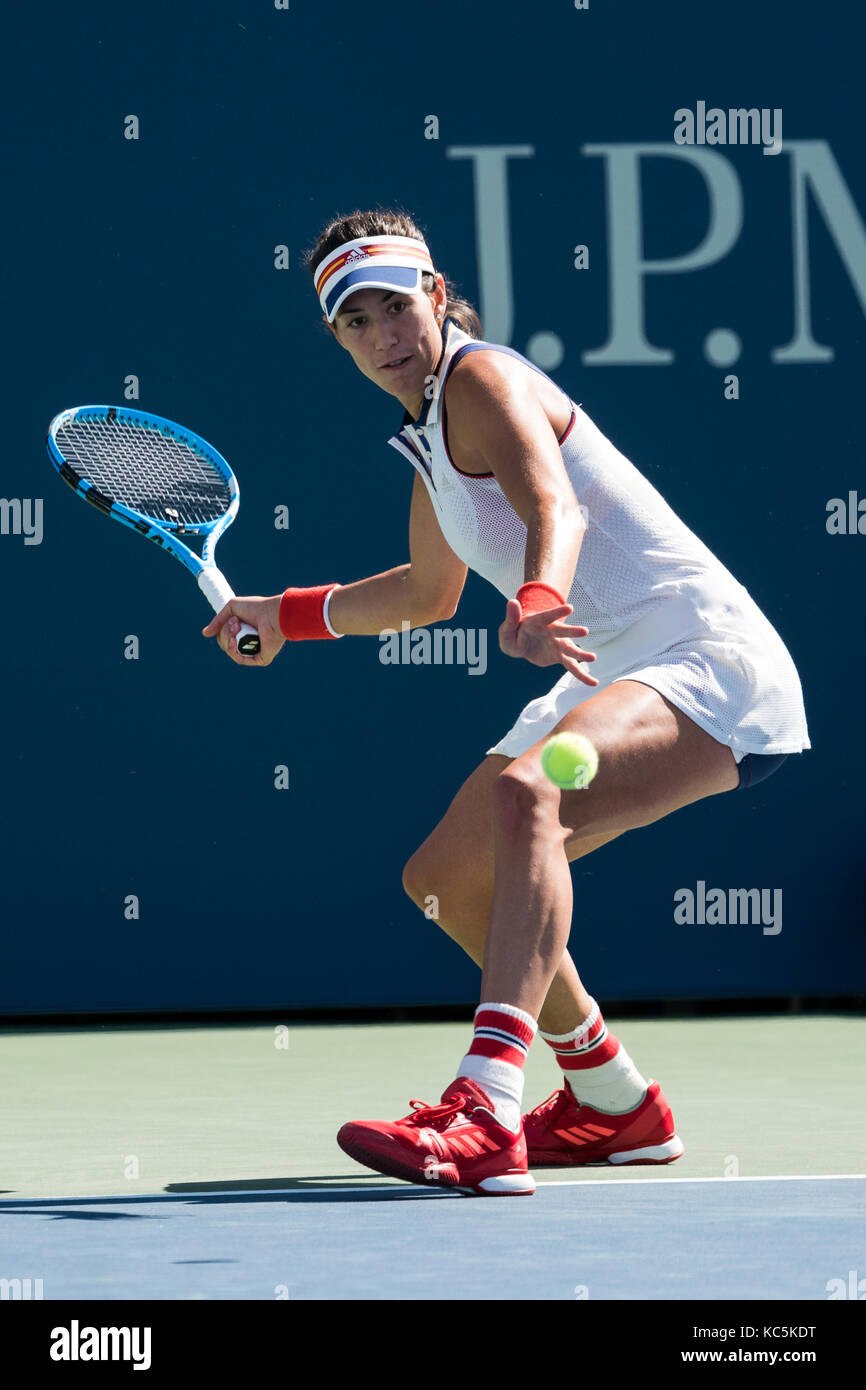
left=498, top=598, right=599, bottom=684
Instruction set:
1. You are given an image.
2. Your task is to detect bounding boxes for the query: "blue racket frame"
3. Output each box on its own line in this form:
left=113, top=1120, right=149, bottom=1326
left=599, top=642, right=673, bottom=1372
left=46, top=404, right=260, bottom=654
left=46, top=404, right=240, bottom=580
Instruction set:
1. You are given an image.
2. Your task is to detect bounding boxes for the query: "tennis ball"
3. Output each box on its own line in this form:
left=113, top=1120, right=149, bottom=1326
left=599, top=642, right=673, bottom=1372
left=540, top=732, right=599, bottom=790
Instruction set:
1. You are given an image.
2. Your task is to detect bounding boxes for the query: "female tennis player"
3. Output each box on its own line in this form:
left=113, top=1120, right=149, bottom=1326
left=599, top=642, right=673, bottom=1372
left=203, top=209, right=810, bottom=1196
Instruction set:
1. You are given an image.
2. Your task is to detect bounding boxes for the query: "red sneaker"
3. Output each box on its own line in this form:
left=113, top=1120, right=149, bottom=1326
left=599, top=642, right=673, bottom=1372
left=523, top=1079, right=684, bottom=1166
left=337, top=1078, right=536, bottom=1196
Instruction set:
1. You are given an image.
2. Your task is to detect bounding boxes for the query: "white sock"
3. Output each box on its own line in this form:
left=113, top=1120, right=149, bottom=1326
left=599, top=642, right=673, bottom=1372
left=457, top=1002, right=537, bottom=1135
left=564, top=1044, right=648, bottom=1114
left=457, top=1053, right=524, bottom=1135
left=540, top=999, right=648, bottom=1114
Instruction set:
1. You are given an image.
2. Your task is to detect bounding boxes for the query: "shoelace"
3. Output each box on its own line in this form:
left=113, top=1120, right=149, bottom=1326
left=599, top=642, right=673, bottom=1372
left=402, top=1094, right=471, bottom=1130
left=525, top=1088, right=571, bottom=1122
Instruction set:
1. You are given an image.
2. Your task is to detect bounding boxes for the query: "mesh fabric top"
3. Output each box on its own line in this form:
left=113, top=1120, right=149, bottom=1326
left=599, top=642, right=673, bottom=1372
left=387, top=322, right=810, bottom=757
left=55, top=414, right=232, bottom=526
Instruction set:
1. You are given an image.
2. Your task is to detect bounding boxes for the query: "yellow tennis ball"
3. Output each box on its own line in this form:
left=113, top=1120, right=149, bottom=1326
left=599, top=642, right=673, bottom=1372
left=540, top=732, right=599, bottom=790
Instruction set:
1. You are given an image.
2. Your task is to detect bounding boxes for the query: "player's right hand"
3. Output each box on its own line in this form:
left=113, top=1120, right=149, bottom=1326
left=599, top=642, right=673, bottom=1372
left=202, top=595, right=285, bottom=666
left=499, top=598, right=599, bottom=684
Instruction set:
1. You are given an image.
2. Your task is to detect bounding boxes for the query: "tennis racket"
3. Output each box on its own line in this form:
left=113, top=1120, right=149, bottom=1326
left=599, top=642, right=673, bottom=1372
left=46, top=405, right=260, bottom=655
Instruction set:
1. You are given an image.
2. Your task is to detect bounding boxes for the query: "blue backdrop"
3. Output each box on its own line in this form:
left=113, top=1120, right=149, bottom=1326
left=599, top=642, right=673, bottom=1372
left=4, top=0, right=864, bottom=1013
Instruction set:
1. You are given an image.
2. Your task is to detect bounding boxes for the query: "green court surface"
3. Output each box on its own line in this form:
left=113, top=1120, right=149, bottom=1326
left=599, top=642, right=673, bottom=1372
left=2, top=1014, right=863, bottom=1200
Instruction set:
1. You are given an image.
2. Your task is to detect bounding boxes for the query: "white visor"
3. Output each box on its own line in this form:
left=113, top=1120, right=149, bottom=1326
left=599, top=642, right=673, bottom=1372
left=315, top=234, right=435, bottom=322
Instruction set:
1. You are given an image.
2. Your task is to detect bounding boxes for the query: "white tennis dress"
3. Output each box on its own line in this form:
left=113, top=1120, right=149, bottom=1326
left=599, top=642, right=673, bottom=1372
left=387, top=319, right=810, bottom=764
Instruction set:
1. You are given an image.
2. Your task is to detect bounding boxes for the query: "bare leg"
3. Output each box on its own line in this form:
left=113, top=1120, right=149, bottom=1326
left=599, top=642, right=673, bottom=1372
left=403, top=758, right=624, bottom=1033
left=403, top=683, right=738, bottom=1030
left=482, top=682, right=739, bottom=1016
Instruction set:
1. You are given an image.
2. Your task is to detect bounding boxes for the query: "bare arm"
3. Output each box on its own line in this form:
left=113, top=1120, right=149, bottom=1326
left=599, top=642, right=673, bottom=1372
left=327, top=472, right=468, bottom=634
left=203, top=474, right=468, bottom=663
left=443, top=352, right=597, bottom=683
left=444, top=353, right=585, bottom=596
left=522, top=500, right=585, bottom=600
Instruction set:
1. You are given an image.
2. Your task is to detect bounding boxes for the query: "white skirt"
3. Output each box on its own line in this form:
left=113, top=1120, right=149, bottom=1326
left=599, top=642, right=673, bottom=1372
left=486, top=583, right=811, bottom=764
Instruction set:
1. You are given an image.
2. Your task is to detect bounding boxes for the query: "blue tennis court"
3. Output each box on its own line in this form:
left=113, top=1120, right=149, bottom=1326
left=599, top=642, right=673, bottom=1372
left=2, top=1018, right=864, bottom=1302
left=2, top=1176, right=863, bottom=1301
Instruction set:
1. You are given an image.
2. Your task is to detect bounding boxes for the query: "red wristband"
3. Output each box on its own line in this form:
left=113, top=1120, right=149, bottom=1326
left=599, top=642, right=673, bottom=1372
left=515, top=581, right=568, bottom=617
left=279, top=583, right=342, bottom=640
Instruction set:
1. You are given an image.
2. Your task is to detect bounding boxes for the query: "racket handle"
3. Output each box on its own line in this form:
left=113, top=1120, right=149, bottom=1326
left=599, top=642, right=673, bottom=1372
left=235, top=621, right=260, bottom=656
left=198, top=568, right=261, bottom=657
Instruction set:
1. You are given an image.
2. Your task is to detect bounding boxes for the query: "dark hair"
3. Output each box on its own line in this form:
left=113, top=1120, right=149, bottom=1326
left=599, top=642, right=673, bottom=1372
left=304, top=207, right=482, bottom=339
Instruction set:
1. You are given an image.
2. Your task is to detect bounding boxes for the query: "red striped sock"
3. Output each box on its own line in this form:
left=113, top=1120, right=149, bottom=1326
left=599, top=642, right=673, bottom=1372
left=457, top=1002, right=537, bottom=1134
left=540, top=1000, right=648, bottom=1114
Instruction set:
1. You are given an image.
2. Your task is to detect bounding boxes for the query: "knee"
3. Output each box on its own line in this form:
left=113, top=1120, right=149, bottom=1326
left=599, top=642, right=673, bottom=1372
left=402, top=850, right=482, bottom=931
left=492, top=763, right=581, bottom=842
left=492, top=765, right=555, bottom=834
left=402, top=851, right=433, bottom=913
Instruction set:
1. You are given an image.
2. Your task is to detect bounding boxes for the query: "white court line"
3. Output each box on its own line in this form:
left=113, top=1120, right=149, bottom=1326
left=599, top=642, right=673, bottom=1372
left=535, top=1172, right=866, bottom=1188
left=2, top=1173, right=864, bottom=1206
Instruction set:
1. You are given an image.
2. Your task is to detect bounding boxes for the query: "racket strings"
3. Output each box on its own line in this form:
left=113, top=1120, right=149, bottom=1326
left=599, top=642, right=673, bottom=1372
left=56, top=417, right=232, bottom=526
